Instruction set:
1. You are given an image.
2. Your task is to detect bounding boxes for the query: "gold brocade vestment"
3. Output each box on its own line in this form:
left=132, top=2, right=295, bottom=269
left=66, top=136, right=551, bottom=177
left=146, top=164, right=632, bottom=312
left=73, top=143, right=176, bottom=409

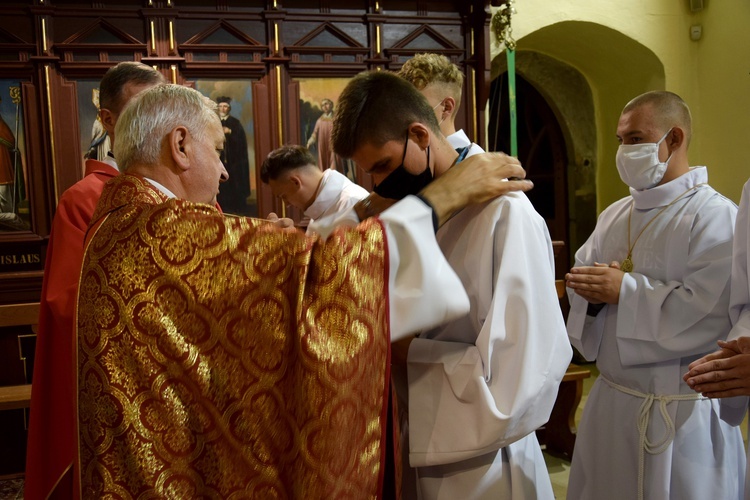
left=76, top=174, right=391, bottom=499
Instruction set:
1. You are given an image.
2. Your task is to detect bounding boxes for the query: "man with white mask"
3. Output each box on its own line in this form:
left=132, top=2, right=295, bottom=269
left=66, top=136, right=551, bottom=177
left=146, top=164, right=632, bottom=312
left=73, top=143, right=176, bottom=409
left=564, top=90, right=745, bottom=500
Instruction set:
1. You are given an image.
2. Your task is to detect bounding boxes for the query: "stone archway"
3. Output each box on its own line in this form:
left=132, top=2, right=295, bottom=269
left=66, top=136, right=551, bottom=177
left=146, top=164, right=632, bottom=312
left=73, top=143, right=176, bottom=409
left=490, top=51, right=596, bottom=272
left=489, top=21, right=665, bottom=267
left=489, top=73, right=571, bottom=279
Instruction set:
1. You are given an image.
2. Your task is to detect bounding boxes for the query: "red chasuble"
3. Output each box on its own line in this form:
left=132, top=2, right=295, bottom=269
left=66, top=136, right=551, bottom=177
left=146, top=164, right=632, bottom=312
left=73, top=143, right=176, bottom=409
left=76, top=174, right=392, bottom=498
left=26, top=159, right=118, bottom=500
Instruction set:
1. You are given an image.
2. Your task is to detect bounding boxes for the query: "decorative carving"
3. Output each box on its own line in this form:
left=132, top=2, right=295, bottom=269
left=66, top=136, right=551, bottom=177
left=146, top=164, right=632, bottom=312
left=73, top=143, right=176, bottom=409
left=491, top=1, right=516, bottom=49
left=385, top=24, right=464, bottom=66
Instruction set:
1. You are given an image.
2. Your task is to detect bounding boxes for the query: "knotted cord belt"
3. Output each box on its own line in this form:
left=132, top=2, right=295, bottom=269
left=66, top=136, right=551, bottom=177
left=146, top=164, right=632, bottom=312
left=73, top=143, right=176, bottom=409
left=600, top=375, right=705, bottom=500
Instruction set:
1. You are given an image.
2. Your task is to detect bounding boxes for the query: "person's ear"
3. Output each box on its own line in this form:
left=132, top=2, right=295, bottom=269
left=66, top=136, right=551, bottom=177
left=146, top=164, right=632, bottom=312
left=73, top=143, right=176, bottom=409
left=289, top=174, right=302, bottom=191
left=169, top=126, right=190, bottom=171
left=442, top=97, right=457, bottom=118
left=99, top=108, right=117, bottom=136
left=667, top=127, right=685, bottom=153
left=408, top=122, right=432, bottom=150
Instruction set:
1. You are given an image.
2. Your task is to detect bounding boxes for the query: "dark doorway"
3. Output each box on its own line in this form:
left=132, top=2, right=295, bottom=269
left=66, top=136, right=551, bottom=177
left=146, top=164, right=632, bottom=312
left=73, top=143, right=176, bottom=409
left=489, top=73, right=570, bottom=278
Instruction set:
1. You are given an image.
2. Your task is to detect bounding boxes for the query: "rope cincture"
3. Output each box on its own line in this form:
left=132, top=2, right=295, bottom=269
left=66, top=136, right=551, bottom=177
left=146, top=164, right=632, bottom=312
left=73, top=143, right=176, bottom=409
left=600, top=375, right=704, bottom=500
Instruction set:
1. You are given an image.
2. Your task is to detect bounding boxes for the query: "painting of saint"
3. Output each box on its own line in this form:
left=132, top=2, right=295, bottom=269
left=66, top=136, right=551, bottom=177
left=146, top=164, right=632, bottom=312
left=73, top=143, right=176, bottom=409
left=0, top=82, right=29, bottom=231
left=194, top=80, right=256, bottom=216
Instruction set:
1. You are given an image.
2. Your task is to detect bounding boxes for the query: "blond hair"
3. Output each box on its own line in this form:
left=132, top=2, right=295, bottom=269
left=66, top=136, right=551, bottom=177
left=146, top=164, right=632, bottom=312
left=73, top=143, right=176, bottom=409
left=398, top=53, right=464, bottom=104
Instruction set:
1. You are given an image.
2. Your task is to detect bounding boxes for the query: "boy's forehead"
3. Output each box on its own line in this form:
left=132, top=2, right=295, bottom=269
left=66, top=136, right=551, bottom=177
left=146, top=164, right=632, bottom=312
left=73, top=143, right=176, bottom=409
left=353, top=141, right=387, bottom=161
left=352, top=138, right=403, bottom=176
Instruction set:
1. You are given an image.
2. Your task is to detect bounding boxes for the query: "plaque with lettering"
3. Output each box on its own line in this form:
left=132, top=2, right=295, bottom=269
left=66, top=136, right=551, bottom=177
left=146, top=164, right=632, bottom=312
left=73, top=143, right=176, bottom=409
left=0, top=240, right=44, bottom=272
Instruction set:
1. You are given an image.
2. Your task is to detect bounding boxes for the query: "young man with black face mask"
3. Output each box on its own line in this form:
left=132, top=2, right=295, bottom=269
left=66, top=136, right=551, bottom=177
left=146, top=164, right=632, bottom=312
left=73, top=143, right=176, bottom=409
left=565, top=91, right=744, bottom=500
left=319, top=70, right=571, bottom=499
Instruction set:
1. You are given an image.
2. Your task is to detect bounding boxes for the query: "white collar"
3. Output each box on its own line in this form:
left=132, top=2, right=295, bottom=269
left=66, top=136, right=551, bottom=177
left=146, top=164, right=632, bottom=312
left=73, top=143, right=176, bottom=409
left=631, top=167, right=708, bottom=210
left=144, top=177, right=178, bottom=199
left=446, top=129, right=471, bottom=150
left=304, top=170, right=345, bottom=220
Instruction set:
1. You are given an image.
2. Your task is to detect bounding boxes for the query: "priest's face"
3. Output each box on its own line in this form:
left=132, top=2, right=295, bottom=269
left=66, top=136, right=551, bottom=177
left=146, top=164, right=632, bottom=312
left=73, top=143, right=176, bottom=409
left=186, top=118, right=229, bottom=205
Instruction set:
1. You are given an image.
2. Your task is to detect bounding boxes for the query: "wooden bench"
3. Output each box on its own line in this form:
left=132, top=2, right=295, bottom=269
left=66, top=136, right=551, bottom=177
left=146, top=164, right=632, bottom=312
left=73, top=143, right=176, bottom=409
left=0, top=302, right=38, bottom=410
left=535, top=280, right=592, bottom=460
left=537, top=363, right=591, bottom=460
left=0, top=385, right=32, bottom=411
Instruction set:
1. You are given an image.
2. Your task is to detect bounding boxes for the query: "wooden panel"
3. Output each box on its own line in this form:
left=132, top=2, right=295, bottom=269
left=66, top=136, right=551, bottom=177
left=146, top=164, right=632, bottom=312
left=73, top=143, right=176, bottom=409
left=48, top=72, right=83, bottom=198
left=0, top=385, right=31, bottom=411
left=253, top=76, right=274, bottom=218
left=0, top=0, right=491, bottom=298
left=0, top=303, right=40, bottom=328
left=0, top=300, right=37, bottom=475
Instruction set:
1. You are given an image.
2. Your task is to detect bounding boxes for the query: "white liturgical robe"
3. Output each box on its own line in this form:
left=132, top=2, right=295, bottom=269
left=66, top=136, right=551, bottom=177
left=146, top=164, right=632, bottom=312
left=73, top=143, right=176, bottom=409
left=567, top=167, right=745, bottom=500
left=728, top=180, right=750, bottom=341
left=378, top=195, right=472, bottom=340
left=303, top=169, right=368, bottom=234
left=405, top=185, right=571, bottom=499
left=446, top=128, right=472, bottom=151
left=719, top=178, right=750, bottom=498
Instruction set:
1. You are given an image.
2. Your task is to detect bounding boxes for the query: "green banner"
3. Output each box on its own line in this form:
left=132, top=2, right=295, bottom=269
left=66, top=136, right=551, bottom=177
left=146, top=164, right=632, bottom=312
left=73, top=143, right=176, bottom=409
left=507, top=48, right=517, bottom=157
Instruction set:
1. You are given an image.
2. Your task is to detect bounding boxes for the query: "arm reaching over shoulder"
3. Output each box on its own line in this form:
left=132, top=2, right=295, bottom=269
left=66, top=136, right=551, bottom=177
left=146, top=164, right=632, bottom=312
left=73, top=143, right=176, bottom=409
left=311, top=152, right=531, bottom=238
left=419, top=152, right=532, bottom=227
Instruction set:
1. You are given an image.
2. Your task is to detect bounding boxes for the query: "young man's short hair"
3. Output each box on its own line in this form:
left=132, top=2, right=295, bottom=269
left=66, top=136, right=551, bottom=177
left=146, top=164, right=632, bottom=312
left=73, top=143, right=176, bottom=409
left=623, top=90, right=692, bottom=146
left=332, top=70, right=440, bottom=159
left=260, top=145, right=317, bottom=183
left=399, top=53, right=463, bottom=102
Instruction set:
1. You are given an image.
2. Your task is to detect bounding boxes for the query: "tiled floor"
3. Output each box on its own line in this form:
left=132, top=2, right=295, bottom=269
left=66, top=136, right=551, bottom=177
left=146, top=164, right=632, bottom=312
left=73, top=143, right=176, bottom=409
left=0, top=474, right=24, bottom=499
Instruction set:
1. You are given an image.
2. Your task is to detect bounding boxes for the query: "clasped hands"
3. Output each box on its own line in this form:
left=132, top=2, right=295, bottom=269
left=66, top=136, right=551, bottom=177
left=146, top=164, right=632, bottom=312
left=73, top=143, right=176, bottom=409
left=565, top=261, right=624, bottom=305
left=683, top=337, right=750, bottom=398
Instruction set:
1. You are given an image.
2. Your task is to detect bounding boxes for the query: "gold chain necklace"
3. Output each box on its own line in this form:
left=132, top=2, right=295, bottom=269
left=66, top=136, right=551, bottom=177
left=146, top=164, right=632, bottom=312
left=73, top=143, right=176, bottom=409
left=620, top=183, right=706, bottom=273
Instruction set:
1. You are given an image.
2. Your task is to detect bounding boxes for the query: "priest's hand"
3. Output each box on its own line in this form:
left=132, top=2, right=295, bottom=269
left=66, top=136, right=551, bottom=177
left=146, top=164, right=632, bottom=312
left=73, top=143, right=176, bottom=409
left=683, top=337, right=750, bottom=397
left=565, top=262, right=624, bottom=305
left=420, top=152, right=532, bottom=228
left=266, top=212, right=297, bottom=233
left=353, top=193, right=397, bottom=222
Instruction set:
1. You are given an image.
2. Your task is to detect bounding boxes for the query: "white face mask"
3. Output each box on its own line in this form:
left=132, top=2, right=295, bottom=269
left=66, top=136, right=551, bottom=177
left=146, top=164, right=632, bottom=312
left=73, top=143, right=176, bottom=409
left=616, top=129, right=673, bottom=190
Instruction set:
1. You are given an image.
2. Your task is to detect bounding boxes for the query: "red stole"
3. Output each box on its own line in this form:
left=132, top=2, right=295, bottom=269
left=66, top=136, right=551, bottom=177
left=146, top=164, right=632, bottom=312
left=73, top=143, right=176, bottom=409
left=25, top=159, right=117, bottom=500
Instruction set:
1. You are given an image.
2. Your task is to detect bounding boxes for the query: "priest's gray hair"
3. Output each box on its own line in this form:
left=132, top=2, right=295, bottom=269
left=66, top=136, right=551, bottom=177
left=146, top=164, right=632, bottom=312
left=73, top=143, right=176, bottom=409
left=114, top=84, right=219, bottom=171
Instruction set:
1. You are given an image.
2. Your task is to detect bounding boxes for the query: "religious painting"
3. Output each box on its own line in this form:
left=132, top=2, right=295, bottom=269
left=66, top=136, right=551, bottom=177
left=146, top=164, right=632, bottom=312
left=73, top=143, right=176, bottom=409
left=0, top=79, right=30, bottom=232
left=298, top=77, right=359, bottom=184
left=76, top=79, right=109, bottom=173
left=194, top=79, right=257, bottom=217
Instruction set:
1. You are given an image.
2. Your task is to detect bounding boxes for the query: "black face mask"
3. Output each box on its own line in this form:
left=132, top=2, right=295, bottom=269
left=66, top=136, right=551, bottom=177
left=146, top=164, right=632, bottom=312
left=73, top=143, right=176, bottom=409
left=373, top=133, right=432, bottom=200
